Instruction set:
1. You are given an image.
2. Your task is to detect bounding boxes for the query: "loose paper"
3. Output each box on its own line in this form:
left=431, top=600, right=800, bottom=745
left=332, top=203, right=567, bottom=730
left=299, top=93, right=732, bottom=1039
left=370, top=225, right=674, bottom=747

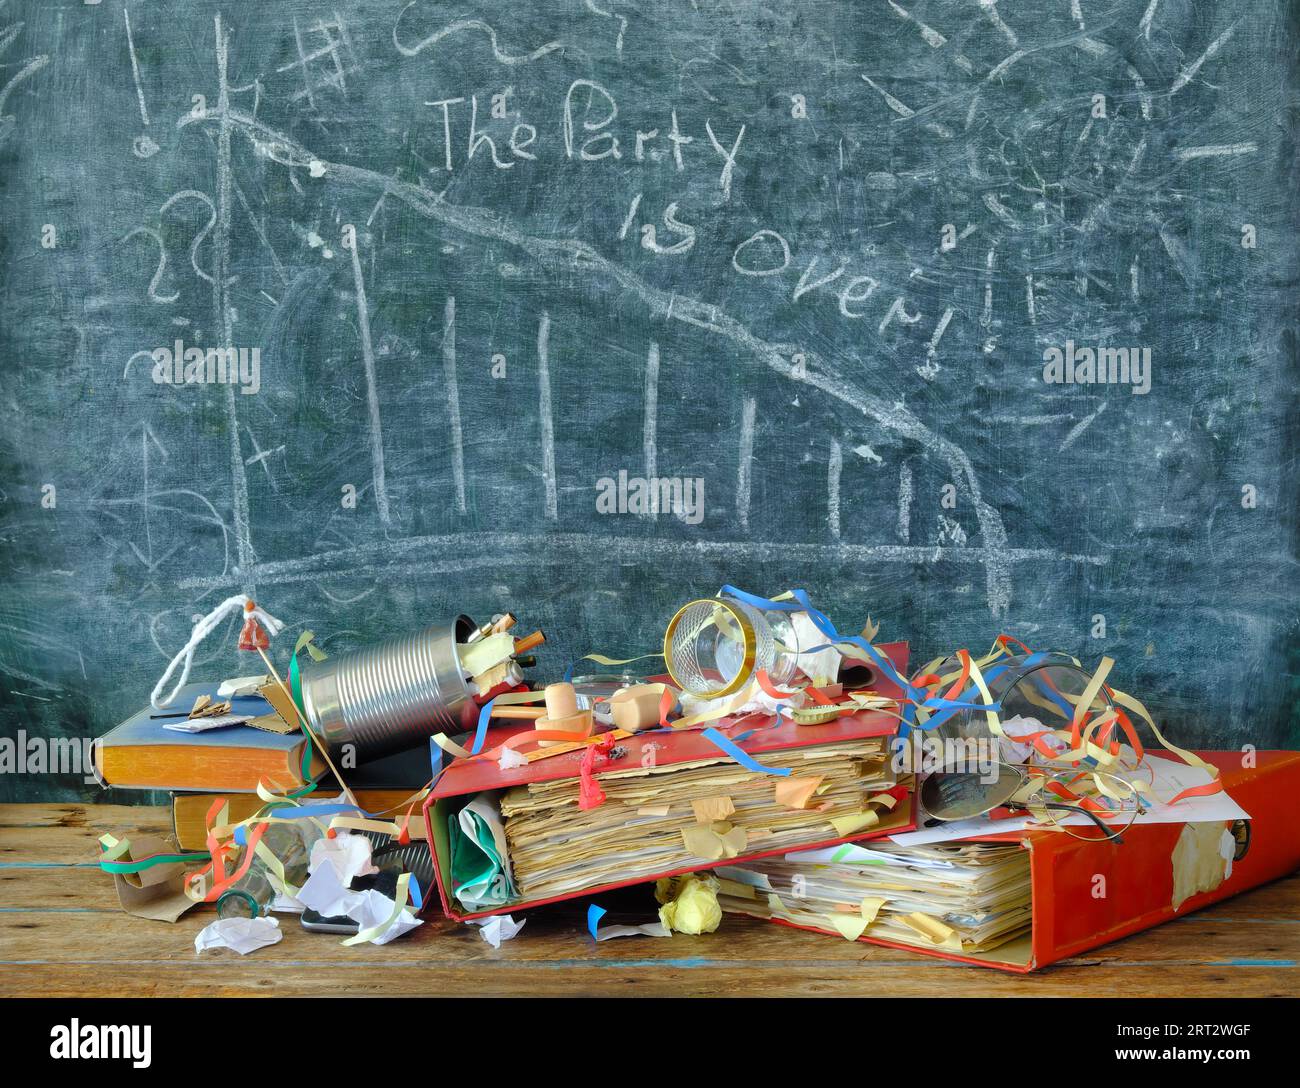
left=195, top=916, right=283, bottom=955
left=218, top=675, right=271, bottom=697
left=162, top=713, right=250, bottom=733
left=345, top=888, right=423, bottom=945
left=893, top=755, right=1250, bottom=847
left=309, top=830, right=380, bottom=885
left=789, top=611, right=842, bottom=684
left=595, top=921, right=671, bottom=941
left=830, top=810, right=879, bottom=836
left=656, top=873, right=722, bottom=934
left=682, top=825, right=726, bottom=860
left=472, top=914, right=527, bottom=949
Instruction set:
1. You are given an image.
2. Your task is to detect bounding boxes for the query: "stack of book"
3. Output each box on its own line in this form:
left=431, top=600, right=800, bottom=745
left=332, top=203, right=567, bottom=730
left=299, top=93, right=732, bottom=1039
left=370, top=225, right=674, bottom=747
left=95, top=681, right=431, bottom=851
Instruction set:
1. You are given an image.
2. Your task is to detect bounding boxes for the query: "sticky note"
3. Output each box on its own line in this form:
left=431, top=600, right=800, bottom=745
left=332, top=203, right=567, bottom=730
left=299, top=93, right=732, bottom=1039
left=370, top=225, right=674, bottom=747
left=830, top=810, right=880, bottom=836
left=828, top=912, right=870, bottom=941
left=775, top=776, right=823, bottom=810
left=692, top=796, right=736, bottom=823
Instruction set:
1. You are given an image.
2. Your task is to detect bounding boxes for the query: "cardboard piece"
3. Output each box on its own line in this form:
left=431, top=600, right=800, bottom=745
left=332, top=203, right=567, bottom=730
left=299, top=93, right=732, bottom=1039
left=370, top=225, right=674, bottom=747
left=112, top=834, right=201, bottom=923
left=245, top=711, right=300, bottom=736
left=257, top=681, right=304, bottom=732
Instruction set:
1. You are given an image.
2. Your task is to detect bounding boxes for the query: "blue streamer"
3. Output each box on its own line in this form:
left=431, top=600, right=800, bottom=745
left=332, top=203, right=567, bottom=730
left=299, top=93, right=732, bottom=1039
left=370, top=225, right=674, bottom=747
left=428, top=735, right=443, bottom=779
left=715, top=584, right=1018, bottom=740
left=469, top=696, right=497, bottom=756
left=717, top=584, right=924, bottom=732
left=408, top=874, right=424, bottom=911
left=234, top=801, right=375, bottom=845
left=701, top=727, right=791, bottom=776
left=587, top=903, right=606, bottom=939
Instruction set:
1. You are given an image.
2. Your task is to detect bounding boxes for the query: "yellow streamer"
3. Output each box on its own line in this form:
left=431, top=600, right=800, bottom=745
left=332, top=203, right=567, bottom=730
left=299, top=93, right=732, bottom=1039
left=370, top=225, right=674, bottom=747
left=342, top=872, right=412, bottom=946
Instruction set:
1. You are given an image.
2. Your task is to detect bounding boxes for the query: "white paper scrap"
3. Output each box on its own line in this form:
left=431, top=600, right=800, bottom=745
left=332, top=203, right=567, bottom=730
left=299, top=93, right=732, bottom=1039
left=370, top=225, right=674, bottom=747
left=162, top=713, right=250, bottom=733
left=195, top=916, right=282, bottom=955
left=347, top=888, right=423, bottom=945
left=309, top=829, right=379, bottom=884
left=471, top=914, right=527, bottom=949
left=217, top=675, right=270, bottom=697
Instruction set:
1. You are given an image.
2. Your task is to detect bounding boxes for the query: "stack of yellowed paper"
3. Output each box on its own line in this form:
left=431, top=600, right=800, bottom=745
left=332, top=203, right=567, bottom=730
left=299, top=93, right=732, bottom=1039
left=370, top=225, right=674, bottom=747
left=500, top=738, right=905, bottom=900
left=714, top=839, right=1031, bottom=953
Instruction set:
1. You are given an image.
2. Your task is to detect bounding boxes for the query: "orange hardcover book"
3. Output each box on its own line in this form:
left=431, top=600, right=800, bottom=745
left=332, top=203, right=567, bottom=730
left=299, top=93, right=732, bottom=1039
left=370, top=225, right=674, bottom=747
left=720, top=750, right=1300, bottom=971
left=94, top=682, right=326, bottom=793
left=171, top=788, right=424, bottom=851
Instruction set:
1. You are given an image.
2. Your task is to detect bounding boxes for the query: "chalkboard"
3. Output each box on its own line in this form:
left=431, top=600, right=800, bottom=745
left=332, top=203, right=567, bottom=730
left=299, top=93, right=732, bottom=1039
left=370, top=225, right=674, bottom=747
left=1, top=0, right=1296, bottom=801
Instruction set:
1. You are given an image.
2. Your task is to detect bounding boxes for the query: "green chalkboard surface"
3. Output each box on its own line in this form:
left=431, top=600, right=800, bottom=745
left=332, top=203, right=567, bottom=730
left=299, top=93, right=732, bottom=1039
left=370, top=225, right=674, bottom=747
left=0, top=1, right=1296, bottom=800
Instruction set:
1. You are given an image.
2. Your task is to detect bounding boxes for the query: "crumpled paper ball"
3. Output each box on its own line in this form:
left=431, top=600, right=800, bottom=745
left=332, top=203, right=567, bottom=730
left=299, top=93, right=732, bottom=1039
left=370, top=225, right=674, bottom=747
left=655, top=872, right=722, bottom=935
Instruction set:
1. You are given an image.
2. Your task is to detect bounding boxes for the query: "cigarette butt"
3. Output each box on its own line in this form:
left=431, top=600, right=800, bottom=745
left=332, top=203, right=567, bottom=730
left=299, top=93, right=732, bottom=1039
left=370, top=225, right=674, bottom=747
left=491, top=613, right=517, bottom=634
left=491, top=705, right=546, bottom=720
left=514, top=630, right=546, bottom=654
left=513, top=655, right=537, bottom=668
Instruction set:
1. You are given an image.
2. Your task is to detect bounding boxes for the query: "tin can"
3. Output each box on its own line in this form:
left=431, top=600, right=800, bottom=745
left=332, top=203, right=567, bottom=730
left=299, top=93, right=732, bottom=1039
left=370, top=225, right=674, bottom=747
left=297, top=616, right=479, bottom=762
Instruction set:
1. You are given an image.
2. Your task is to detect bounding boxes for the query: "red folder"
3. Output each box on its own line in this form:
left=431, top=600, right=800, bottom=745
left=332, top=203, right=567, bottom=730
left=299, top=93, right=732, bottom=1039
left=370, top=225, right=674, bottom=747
left=757, top=749, right=1300, bottom=971
left=423, top=643, right=916, bottom=920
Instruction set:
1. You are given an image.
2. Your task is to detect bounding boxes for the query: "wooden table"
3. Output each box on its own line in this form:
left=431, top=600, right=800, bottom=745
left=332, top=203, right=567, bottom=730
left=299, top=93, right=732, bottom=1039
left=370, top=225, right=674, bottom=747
left=2, top=803, right=1297, bottom=997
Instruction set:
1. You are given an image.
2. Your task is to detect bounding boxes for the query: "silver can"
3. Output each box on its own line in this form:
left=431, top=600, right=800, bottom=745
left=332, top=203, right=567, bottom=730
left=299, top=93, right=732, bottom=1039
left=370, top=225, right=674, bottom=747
left=297, top=616, right=479, bottom=762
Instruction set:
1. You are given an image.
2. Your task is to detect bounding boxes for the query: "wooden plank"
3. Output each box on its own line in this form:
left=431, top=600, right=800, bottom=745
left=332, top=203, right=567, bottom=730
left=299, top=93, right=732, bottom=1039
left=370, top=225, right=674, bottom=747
left=0, top=803, right=172, bottom=867
left=1, top=803, right=1297, bottom=998
left=1, top=959, right=1296, bottom=999
left=8, top=855, right=1300, bottom=920
left=2, top=898, right=1298, bottom=965
left=0, top=907, right=1296, bottom=994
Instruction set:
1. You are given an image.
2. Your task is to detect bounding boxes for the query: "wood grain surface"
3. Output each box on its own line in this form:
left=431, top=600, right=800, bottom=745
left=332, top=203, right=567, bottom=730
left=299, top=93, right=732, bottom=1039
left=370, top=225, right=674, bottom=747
left=1, top=804, right=1296, bottom=997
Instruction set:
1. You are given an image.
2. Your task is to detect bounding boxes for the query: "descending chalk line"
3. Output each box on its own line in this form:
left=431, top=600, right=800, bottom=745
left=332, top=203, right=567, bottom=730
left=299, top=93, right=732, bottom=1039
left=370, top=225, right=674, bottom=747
left=180, top=107, right=1020, bottom=614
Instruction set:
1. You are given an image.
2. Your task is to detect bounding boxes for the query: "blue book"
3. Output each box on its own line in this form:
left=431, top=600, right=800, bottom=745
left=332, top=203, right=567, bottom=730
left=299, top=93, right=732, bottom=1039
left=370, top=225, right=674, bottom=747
left=95, top=682, right=325, bottom=792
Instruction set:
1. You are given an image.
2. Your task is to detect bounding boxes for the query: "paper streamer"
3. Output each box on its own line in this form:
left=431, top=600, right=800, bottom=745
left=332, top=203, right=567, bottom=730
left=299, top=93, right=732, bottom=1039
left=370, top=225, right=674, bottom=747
left=97, top=834, right=209, bottom=875
left=717, top=585, right=1218, bottom=813
left=342, top=872, right=413, bottom=946
left=580, top=652, right=665, bottom=667
left=701, top=728, right=791, bottom=777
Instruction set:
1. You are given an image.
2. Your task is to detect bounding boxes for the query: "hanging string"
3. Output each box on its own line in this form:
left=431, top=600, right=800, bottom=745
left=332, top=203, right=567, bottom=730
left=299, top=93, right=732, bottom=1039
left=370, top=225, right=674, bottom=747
left=151, top=594, right=285, bottom=709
